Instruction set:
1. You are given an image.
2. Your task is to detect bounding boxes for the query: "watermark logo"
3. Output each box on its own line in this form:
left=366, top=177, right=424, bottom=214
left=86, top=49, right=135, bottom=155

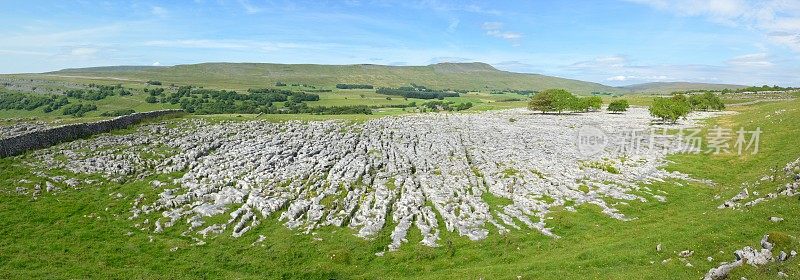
left=576, top=125, right=607, bottom=157
left=575, top=126, right=763, bottom=156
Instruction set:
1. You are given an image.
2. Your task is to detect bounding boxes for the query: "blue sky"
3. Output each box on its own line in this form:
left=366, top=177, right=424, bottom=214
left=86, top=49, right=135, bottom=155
left=1, top=0, right=799, bottom=86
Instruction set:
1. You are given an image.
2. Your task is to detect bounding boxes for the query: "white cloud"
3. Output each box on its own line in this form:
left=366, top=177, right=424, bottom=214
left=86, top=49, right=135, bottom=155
left=238, top=0, right=263, bottom=14
left=142, top=39, right=311, bottom=52
left=409, top=1, right=502, bottom=16
left=627, top=0, right=800, bottom=51
left=482, top=22, right=503, bottom=30
left=606, top=75, right=671, bottom=82
left=726, top=53, right=774, bottom=67
left=481, top=22, right=523, bottom=44
left=428, top=56, right=472, bottom=64
left=568, top=55, right=628, bottom=69
left=0, top=49, right=52, bottom=56
left=563, top=53, right=800, bottom=86
left=152, top=61, right=161, bottom=66
left=70, top=47, right=98, bottom=57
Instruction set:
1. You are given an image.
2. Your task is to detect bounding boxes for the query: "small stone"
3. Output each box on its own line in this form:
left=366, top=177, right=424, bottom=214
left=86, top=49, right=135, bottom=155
left=707, top=257, right=714, bottom=262
left=761, top=235, right=773, bottom=250
left=679, top=250, right=694, bottom=258
left=770, top=217, right=784, bottom=223
left=778, top=271, right=787, bottom=278
left=657, top=243, right=662, bottom=252
left=778, top=251, right=788, bottom=261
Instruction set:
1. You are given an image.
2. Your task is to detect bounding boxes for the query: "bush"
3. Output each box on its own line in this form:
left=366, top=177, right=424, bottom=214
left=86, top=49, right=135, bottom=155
left=145, top=96, right=158, bottom=103
left=146, top=80, right=162, bottom=85
left=688, top=92, right=725, bottom=111
left=61, top=103, right=97, bottom=117
left=0, top=92, right=68, bottom=112
left=608, top=99, right=629, bottom=113
left=528, top=89, right=578, bottom=114
left=583, top=96, right=603, bottom=111
left=649, top=95, right=690, bottom=123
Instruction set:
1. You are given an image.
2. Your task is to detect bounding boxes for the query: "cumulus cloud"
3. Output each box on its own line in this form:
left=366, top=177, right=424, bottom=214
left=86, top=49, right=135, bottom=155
left=627, top=0, right=800, bottom=51
left=481, top=22, right=522, bottom=44
left=152, top=61, right=161, bottom=66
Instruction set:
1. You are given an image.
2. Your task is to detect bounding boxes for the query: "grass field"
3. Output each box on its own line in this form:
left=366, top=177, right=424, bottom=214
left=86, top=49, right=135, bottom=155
left=1, top=97, right=798, bottom=279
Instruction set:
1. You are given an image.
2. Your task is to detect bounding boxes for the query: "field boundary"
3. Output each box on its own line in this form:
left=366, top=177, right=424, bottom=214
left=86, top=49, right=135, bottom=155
left=0, top=109, right=183, bottom=158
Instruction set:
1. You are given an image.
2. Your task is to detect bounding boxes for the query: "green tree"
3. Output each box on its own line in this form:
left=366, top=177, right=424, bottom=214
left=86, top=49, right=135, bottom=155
left=584, top=96, right=603, bottom=112
left=607, top=99, right=629, bottom=113
left=551, top=89, right=577, bottom=114
left=145, top=96, right=158, bottom=103
left=528, top=90, right=555, bottom=113
left=688, top=92, right=724, bottom=111
left=649, top=97, right=690, bottom=123
left=528, top=89, right=581, bottom=114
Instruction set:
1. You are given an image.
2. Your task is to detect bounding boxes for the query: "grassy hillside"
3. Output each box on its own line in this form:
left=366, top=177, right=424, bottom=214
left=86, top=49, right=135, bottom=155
left=38, top=62, right=622, bottom=94
left=621, top=82, right=747, bottom=93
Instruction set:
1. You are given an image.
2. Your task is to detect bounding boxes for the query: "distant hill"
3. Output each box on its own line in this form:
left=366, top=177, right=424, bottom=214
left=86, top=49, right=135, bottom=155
left=620, top=82, right=746, bottom=93
left=45, top=62, right=623, bottom=94
left=35, top=63, right=755, bottom=95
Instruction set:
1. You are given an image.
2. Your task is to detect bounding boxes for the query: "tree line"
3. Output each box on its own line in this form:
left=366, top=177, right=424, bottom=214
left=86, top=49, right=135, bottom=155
left=376, top=85, right=460, bottom=100
left=336, top=84, right=374, bottom=89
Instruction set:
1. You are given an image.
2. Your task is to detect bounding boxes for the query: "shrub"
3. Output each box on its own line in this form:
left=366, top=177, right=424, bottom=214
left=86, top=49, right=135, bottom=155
left=688, top=92, right=725, bottom=111
left=61, top=103, right=97, bottom=117
left=608, top=99, right=629, bottom=113
left=528, top=89, right=578, bottom=114
left=649, top=96, right=690, bottom=123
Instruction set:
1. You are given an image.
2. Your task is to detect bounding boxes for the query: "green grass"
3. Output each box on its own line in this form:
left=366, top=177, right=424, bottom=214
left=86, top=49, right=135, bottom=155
left=0, top=99, right=798, bottom=279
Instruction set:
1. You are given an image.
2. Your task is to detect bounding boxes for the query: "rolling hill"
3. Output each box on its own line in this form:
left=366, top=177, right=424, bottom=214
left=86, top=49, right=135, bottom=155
left=4, top=62, right=750, bottom=95
left=45, top=62, right=623, bottom=94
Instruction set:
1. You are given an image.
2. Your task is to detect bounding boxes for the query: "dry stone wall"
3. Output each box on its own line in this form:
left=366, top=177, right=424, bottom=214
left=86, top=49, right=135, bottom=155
left=0, top=110, right=183, bottom=158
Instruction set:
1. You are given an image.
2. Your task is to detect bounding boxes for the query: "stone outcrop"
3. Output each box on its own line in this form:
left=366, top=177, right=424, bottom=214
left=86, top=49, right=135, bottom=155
left=25, top=108, right=720, bottom=250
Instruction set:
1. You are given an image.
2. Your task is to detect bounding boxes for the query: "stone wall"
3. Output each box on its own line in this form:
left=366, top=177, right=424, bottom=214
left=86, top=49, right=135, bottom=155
left=0, top=110, right=183, bottom=158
